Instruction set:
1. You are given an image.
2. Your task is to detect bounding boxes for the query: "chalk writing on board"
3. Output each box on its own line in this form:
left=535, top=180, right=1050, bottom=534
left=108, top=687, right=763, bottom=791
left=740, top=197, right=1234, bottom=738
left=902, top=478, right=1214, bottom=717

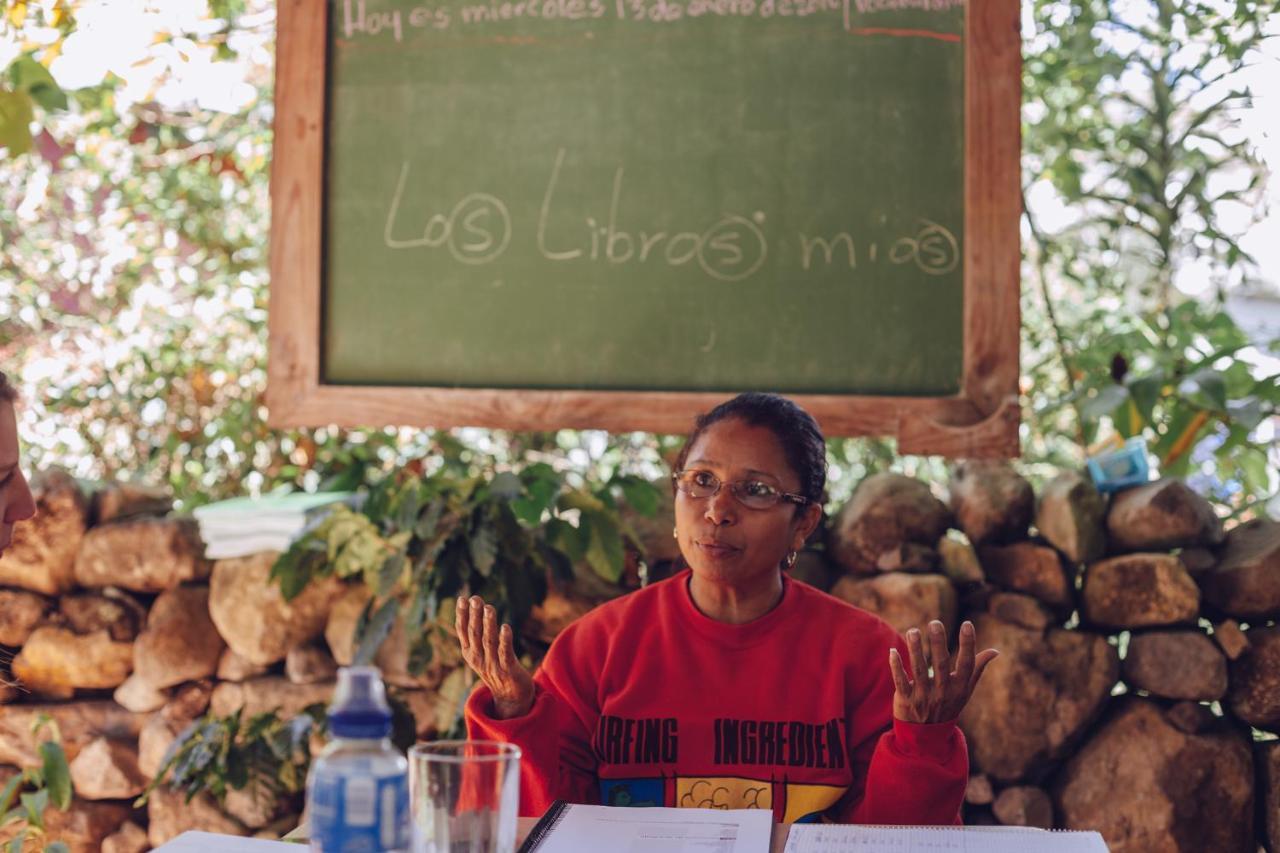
left=798, top=220, right=958, bottom=275
left=536, top=149, right=768, bottom=280
left=852, top=0, right=963, bottom=12
left=383, top=161, right=513, bottom=264
left=382, top=150, right=956, bottom=281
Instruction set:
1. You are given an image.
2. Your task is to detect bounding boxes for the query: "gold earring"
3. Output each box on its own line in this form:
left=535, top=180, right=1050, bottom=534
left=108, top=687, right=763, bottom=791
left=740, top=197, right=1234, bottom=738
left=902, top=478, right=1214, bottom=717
left=785, top=551, right=798, bottom=569
left=673, top=527, right=678, bottom=540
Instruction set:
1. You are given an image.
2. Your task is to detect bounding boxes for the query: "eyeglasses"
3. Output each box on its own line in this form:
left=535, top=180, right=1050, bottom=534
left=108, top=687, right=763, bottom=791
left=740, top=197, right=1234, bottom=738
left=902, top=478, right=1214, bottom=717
left=672, top=469, right=811, bottom=510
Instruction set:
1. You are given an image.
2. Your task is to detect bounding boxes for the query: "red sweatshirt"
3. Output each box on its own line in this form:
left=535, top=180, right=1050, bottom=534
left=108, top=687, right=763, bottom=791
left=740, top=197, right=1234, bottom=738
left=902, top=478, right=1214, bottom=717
left=466, top=568, right=966, bottom=825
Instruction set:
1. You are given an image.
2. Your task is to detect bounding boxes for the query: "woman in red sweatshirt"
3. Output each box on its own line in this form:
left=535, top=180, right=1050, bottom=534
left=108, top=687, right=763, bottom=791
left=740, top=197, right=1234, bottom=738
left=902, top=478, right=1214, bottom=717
left=459, top=392, right=998, bottom=825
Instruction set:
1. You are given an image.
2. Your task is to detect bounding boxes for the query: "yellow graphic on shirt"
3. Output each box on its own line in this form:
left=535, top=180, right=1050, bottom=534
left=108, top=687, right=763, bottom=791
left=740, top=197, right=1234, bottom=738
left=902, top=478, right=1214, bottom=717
left=782, top=783, right=847, bottom=823
left=676, top=777, right=773, bottom=811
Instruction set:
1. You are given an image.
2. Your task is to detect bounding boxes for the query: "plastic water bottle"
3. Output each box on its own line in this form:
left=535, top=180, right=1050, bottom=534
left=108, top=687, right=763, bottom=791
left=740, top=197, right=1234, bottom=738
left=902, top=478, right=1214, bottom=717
left=308, top=666, right=410, bottom=852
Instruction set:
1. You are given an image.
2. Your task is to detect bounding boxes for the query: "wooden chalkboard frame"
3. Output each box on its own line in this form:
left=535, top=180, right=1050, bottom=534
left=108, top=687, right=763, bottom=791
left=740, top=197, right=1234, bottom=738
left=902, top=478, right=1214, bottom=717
left=268, top=0, right=1020, bottom=457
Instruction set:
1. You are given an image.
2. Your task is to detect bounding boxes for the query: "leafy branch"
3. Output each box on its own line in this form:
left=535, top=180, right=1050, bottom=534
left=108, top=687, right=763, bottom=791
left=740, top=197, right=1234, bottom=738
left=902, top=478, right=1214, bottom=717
left=0, top=716, right=72, bottom=853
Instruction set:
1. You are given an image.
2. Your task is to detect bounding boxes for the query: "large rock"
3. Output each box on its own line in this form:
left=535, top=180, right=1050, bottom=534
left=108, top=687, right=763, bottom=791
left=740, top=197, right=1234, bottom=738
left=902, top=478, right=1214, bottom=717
left=217, top=648, right=270, bottom=682
left=1258, top=740, right=1280, bottom=853
left=10, top=626, right=133, bottom=699
left=828, top=474, right=952, bottom=574
left=138, top=715, right=182, bottom=780
left=139, top=682, right=216, bottom=779
left=992, top=785, right=1053, bottom=828
left=1082, top=553, right=1200, bottom=629
left=1226, top=626, right=1280, bottom=731
left=0, top=588, right=49, bottom=645
left=286, top=642, right=338, bottom=685
left=1035, top=471, right=1107, bottom=564
left=209, top=551, right=344, bottom=667
left=91, top=481, right=173, bottom=525
left=74, top=517, right=208, bottom=592
left=1213, top=619, right=1249, bottom=660
left=113, top=673, right=169, bottom=713
left=1122, top=630, right=1227, bottom=701
left=0, top=798, right=132, bottom=853
left=937, top=533, right=985, bottom=585
left=1199, top=517, right=1280, bottom=619
left=101, top=821, right=149, bottom=853
left=1106, top=478, right=1224, bottom=553
left=978, top=543, right=1074, bottom=609
left=985, top=592, right=1055, bottom=631
left=133, top=585, right=224, bottom=689
left=829, top=573, right=957, bottom=636
left=948, top=460, right=1033, bottom=546
left=210, top=676, right=335, bottom=719
left=147, top=787, right=247, bottom=847
left=959, top=614, right=1118, bottom=782
left=0, top=701, right=143, bottom=768
left=68, top=736, right=146, bottom=800
left=326, top=586, right=460, bottom=690
left=59, top=590, right=147, bottom=642
left=1054, top=699, right=1254, bottom=852
left=0, top=468, right=88, bottom=595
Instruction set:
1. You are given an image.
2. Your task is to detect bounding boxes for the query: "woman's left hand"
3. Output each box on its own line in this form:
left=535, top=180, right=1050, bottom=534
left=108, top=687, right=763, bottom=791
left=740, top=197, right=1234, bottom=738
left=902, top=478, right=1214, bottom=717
left=889, top=620, right=999, bottom=724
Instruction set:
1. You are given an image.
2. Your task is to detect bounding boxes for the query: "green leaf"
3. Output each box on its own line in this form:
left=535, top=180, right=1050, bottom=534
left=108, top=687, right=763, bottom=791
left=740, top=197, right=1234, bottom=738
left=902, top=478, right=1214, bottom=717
left=20, top=789, right=47, bottom=830
left=352, top=597, right=399, bottom=666
left=0, top=89, right=35, bottom=156
left=489, top=471, right=522, bottom=499
left=9, top=56, right=68, bottom=112
left=376, top=553, right=407, bottom=598
left=46, top=841, right=70, bottom=853
left=1180, top=369, right=1228, bottom=413
left=618, top=477, right=659, bottom=518
left=0, top=777, right=21, bottom=820
left=7, top=830, right=25, bottom=853
left=38, top=742, right=71, bottom=810
left=468, top=519, right=498, bottom=577
left=1081, top=384, right=1130, bottom=422
left=583, top=512, right=624, bottom=583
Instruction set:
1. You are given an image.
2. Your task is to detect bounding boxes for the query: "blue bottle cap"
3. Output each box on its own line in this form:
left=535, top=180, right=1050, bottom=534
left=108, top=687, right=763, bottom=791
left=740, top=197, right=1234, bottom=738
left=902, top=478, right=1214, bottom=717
left=328, top=666, right=393, bottom=739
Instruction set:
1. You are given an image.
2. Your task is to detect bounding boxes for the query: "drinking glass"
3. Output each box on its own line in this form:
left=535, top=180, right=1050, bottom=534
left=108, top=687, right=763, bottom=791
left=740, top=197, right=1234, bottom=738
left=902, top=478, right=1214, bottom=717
left=409, top=740, right=521, bottom=853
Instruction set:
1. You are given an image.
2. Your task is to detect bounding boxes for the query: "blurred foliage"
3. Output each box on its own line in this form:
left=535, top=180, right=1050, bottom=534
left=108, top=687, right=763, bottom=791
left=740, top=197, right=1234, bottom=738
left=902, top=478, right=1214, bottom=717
left=1019, top=0, right=1280, bottom=513
left=272, top=462, right=658, bottom=678
left=0, top=715, right=72, bottom=853
left=138, top=703, right=326, bottom=811
left=0, top=0, right=1276, bottom=518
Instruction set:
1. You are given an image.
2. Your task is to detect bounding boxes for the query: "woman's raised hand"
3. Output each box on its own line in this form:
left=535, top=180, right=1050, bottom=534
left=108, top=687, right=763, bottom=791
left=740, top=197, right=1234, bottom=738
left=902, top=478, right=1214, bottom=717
left=456, top=595, right=536, bottom=720
left=888, top=620, right=998, bottom=725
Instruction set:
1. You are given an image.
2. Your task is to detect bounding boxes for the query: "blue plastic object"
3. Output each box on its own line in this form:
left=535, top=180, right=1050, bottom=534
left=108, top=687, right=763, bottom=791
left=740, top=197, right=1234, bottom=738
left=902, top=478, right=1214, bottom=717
left=1086, top=436, right=1152, bottom=493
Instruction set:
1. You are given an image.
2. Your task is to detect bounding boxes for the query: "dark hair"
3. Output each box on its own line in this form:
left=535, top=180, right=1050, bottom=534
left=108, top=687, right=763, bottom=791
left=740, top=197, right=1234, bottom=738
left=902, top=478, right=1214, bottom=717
left=673, top=392, right=827, bottom=506
left=0, top=372, right=15, bottom=403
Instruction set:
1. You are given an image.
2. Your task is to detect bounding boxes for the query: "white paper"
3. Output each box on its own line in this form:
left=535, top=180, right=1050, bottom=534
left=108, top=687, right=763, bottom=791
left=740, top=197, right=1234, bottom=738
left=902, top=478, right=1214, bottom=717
left=151, top=831, right=302, bottom=851
left=535, top=805, right=773, bottom=853
left=783, top=824, right=1109, bottom=853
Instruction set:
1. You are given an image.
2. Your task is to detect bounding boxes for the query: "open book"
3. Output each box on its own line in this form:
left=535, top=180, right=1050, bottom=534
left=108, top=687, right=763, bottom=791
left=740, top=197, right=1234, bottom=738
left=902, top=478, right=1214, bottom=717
left=518, top=803, right=1109, bottom=853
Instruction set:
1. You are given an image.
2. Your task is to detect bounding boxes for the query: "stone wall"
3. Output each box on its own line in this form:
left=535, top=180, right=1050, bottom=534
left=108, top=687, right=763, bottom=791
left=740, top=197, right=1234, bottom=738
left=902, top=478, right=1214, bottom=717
left=0, top=465, right=1277, bottom=851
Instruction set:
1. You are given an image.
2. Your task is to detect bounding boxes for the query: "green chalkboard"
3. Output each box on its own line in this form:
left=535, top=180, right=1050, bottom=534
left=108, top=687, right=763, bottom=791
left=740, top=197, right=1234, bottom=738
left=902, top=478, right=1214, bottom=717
left=322, top=0, right=965, bottom=395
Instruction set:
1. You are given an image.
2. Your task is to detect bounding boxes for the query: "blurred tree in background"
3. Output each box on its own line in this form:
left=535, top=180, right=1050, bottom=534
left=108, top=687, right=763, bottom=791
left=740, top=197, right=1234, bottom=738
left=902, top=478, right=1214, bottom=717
left=1, top=0, right=1277, bottom=514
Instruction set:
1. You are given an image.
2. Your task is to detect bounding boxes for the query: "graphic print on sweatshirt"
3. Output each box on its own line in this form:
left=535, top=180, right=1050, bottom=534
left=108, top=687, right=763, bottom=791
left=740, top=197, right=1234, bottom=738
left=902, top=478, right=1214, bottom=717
left=593, top=713, right=850, bottom=822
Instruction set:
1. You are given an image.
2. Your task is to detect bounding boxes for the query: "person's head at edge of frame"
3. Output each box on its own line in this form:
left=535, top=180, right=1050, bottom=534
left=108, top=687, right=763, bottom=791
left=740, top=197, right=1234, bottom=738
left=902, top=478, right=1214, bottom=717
left=670, top=391, right=825, bottom=595
left=0, top=371, right=37, bottom=557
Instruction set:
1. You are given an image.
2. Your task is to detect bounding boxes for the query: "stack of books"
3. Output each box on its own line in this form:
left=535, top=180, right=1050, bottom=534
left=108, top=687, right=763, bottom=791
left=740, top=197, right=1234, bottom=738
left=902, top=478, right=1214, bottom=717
left=192, top=491, right=356, bottom=559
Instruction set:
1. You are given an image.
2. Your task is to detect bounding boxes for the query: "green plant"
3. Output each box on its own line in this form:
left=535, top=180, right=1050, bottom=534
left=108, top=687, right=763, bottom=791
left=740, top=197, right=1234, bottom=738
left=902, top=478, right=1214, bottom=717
left=1021, top=0, right=1279, bottom=508
left=271, top=464, right=660, bottom=682
left=0, top=716, right=72, bottom=853
left=138, top=705, right=327, bottom=810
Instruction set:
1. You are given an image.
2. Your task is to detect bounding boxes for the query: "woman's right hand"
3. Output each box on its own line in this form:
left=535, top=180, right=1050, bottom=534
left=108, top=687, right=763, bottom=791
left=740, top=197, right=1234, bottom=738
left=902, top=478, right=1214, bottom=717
left=456, top=595, right=536, bottom=720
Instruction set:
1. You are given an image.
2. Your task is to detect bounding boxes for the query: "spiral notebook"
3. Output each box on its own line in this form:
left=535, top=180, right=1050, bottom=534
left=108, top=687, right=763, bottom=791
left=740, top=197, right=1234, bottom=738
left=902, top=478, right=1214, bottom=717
left=518, top=802, right=1110, bottom=853
left=518, top=802, right=774, bottom=852
left=784, top=824, right=1109, bottom=852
